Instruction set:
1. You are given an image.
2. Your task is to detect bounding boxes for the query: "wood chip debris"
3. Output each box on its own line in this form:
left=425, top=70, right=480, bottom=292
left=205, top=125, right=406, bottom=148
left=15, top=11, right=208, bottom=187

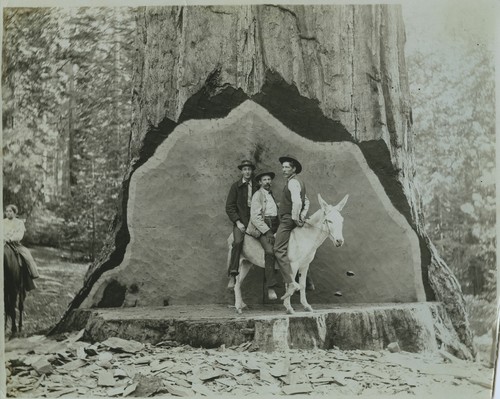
left=5, top=334, right=494, bottom=397
left=102, top=337, right=145, bottom=354
left=97, top=370, right=116, bottom=387
left=282, top=383, right=314, bottom=395
left=31, top=358, right=54, bottom=375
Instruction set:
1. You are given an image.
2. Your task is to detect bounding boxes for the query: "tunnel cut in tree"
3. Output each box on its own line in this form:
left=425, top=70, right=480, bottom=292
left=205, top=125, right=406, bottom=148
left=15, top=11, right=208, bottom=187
left=54, top=4, right=474, bottom=358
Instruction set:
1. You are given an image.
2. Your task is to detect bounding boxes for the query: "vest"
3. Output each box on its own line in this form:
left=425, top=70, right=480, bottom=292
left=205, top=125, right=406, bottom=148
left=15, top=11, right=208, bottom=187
left=279, top=176, right=306, bottom=216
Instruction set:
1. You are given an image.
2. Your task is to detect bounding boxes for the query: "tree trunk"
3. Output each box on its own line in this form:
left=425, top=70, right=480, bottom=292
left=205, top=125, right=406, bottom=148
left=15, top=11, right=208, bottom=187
left=59, top=62, right=75, bottom=199
left=54, top=4, right=474, bottom=357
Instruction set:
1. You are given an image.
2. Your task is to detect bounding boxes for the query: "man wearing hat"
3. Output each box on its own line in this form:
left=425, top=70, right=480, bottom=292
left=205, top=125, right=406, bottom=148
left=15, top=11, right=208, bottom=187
left=274, top=155, right=310, bottom=300
left=225, top=160, right=258, bottom=289
left=246, top=171, right=279, bottom=300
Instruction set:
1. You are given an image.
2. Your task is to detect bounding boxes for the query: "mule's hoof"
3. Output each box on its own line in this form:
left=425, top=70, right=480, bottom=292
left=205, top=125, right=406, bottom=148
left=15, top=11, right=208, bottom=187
left=286, top=308, right=295, bottom=315
left=268, top=289, right=277, bottom=301
left=304, top=306, right=313, bottom=312
left=236, top=308, right=243, bottom=314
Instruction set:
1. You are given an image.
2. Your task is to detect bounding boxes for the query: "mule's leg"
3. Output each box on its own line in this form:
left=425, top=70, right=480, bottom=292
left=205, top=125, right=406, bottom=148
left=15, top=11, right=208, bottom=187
left=298, top=266, right=313, bottom=312
left=234, top=261, right=251, bottom=314
left=283, top=285, right=294, bottom=314
left=282, top=262, right=299, bottom=314
left=226, top=244, right=235, bottom=290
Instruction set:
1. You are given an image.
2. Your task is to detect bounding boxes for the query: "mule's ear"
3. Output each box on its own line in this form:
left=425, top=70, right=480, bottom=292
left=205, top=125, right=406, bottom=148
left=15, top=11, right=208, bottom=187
left=335, top=194, right=349, bottom=212
left=318, top=193, right=329, bottom=211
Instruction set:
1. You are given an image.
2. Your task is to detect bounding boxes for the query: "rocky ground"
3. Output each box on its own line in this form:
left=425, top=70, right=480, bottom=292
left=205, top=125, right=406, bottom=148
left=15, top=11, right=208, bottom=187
left=4, top=331, right=495, bottom=398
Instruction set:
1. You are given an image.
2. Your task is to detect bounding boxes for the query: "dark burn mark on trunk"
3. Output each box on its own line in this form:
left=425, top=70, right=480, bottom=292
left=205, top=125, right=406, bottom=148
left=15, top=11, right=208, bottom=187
left=358, top=140, right=435, bottom=300
left=97, top=280, right=127, bottom=308
left=252, top=71, right=353, bottom=142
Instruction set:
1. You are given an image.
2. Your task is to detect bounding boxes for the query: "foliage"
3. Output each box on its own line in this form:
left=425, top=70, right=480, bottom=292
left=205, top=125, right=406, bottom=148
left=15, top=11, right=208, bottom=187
left=3, top=8, right=135, bottom=259
left=408, top=40, right=496, bottom=301
left=464, top=295, right=497, bottom=337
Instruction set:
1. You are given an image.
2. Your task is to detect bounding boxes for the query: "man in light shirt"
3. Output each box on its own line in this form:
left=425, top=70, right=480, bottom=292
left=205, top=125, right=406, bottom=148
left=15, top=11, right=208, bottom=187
left=225, top=160, right=258, bottom=289
left=274, top=155, right=310, bottom=300
left=246, top=171, right=280, bottom=300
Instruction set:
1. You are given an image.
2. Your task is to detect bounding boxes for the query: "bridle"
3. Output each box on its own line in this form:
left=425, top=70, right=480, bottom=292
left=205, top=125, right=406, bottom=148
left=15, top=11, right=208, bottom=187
left=303, top=212, right=332, bottom=234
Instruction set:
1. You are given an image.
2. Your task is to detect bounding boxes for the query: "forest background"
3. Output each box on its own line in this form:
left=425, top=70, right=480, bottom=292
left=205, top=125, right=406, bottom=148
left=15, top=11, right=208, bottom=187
left=1, top=3, right=496, bottom=332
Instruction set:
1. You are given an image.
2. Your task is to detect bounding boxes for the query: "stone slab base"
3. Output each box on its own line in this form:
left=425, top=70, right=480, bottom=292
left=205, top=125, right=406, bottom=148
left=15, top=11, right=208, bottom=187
left=58, top=302, right=460, bottom=353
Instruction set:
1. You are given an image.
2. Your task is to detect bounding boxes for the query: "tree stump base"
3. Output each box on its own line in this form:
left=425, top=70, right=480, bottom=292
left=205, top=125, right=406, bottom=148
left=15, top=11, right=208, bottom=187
left=57, top=302, right=471, bottom=358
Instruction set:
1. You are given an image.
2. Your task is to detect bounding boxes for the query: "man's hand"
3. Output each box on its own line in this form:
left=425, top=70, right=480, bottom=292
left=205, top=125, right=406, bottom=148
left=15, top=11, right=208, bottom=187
left=236, top=221, right=246, bottom=233
left=293, top=218, right=305, bottom=227
left=265, top=230, right=275, bottom=245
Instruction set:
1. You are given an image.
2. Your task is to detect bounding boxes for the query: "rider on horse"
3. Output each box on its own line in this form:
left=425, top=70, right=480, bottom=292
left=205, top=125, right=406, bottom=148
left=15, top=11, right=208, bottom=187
left=4, top=204, right=39, bottom=290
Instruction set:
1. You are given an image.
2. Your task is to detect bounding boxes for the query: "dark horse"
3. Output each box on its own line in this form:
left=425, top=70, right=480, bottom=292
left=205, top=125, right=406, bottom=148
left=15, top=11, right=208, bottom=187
left=4, top=242, right=28, bottom=337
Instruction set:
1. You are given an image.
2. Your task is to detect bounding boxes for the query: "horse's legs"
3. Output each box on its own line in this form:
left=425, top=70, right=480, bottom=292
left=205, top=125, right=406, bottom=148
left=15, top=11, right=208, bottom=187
left=8, top=292, right=17, bottom=337
left=298, top=266, right=313, bottom=312
left=4, top=292, right=12, bottom=336
left=18, top=292, right=24, bottom=333
left=18, top=263, right=27, bottom=333
left=234, top=260, right=251, bottom=314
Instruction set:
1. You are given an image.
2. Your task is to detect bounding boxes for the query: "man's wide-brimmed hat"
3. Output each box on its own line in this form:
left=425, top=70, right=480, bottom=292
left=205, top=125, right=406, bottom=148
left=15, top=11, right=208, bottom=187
left=237, top=160, right=256, bottom=170
left=279, top=155, right=302, bottom=174
left=255, top=171, right=276, bottom=182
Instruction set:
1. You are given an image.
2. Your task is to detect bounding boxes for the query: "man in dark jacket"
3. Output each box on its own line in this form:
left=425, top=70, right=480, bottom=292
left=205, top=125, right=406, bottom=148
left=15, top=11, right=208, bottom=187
left=225, top=160, right=257, bottom=288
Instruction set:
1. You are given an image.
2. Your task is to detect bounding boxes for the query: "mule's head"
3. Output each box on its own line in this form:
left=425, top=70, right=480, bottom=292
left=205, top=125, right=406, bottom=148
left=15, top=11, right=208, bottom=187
left=318, top=193, right=349, bottom=247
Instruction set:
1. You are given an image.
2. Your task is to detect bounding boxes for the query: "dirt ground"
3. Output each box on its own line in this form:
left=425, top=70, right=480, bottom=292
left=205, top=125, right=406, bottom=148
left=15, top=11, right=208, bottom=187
left=4, top=330, right=496, bottom=398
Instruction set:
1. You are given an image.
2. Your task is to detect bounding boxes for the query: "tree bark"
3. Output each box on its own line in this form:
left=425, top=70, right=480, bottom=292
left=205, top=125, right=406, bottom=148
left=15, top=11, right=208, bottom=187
left=55, top=4, right=474, bottom=357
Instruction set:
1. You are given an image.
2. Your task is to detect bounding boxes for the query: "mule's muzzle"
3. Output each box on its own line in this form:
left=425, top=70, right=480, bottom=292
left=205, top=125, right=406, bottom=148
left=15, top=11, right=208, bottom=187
left=335, top=239, right=344, bottom=247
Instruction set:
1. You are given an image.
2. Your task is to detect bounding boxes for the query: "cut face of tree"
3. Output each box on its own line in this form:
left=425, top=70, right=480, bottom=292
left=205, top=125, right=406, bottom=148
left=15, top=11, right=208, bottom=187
left=81, top=101, right=425, bottom=308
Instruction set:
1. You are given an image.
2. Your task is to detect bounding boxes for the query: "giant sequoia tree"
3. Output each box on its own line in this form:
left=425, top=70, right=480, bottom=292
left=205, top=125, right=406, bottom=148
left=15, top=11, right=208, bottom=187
left=56, top=5, right=474, bottom=357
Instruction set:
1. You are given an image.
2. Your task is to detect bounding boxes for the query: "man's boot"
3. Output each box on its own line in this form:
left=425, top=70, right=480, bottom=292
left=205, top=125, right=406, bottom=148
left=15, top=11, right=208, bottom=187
left=294, top=273, right=315, bottom=291
left=281, top=282, right=300, bottom=300
left=227, top=275, right=236, bottom=290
